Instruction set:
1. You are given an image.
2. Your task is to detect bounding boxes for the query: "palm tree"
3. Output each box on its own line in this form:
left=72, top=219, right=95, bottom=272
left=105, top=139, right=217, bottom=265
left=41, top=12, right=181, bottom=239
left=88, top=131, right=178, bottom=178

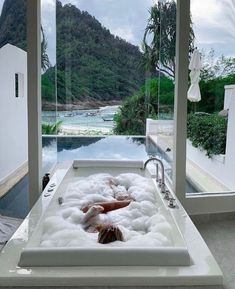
left=143, top=1, right=195, bottom=78
left=41, top=27, right=51, bottom=71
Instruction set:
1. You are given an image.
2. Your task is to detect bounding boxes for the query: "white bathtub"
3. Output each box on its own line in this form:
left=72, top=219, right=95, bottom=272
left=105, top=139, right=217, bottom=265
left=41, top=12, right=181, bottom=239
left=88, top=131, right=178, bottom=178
left=19, top=159, right=190, bottom=267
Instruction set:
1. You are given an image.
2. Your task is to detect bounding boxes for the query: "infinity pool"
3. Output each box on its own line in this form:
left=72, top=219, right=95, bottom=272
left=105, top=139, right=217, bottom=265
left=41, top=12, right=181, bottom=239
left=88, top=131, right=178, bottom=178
left=42, top=136, right=198, bottom=194
left=42, top=136, right=167, bottom=163
left=0, top=136, right=197, bottom=219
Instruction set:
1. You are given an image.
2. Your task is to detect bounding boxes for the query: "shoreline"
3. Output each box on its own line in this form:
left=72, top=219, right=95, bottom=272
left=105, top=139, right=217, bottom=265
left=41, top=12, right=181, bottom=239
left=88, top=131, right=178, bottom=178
left=42, top=100, right=123, bottom=111
left=42, top=103, right=118, bottom=136
left=59, top=124, right=113, bottom=136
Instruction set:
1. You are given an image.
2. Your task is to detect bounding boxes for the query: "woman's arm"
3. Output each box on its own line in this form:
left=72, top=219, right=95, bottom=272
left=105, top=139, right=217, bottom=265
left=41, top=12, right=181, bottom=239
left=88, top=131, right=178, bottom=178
left=81, top=199, right=133, bottom=214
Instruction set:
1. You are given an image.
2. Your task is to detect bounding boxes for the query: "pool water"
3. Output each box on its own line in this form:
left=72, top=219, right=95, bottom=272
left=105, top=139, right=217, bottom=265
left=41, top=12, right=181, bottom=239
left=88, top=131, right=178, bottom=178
left=0, top=175, right=29, bottom=219
left=43, top=136, right=197, bottom=193
left=0, top=136, right=197, bottom=219
left=43, top=136, right=171, bottom=163
left=57, top=136, right=166, bottom=161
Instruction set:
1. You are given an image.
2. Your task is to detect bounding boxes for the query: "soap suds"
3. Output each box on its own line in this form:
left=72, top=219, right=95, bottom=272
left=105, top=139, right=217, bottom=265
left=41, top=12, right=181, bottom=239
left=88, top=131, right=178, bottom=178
left=40, top=173, right=173, bottom=248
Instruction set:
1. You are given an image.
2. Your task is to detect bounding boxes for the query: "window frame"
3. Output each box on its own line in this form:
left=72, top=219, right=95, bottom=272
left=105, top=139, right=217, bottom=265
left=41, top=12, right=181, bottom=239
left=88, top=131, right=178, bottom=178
left=173, top=0, right=235, bottom=215
left=26, top=0, right=235, bottom=214
left=27, top=0, right=42, bottom=208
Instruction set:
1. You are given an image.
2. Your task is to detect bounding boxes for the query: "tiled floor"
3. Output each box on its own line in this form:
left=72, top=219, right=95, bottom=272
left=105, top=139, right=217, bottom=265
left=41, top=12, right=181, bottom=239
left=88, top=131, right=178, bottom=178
left=195, top=218, right=235, bottom=289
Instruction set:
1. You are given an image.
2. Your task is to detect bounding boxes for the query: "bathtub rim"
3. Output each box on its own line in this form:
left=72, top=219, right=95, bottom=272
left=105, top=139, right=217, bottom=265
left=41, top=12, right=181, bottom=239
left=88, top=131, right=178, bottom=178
left=0, top=161, right=223, bottom=287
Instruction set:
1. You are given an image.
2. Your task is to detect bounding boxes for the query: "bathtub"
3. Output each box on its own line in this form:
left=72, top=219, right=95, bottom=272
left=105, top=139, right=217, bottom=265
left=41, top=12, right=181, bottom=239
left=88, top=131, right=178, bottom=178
left=18, top=159, right=190, bottom=267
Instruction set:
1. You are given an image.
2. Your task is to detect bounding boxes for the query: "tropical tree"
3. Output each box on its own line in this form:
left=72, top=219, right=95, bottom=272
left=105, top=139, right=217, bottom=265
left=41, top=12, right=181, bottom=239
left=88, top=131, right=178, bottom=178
left=143, top=1, right=195, bottom=78
left=41, top=27, right=51, bottom=71
left=200, top=49, right=235, bottom=81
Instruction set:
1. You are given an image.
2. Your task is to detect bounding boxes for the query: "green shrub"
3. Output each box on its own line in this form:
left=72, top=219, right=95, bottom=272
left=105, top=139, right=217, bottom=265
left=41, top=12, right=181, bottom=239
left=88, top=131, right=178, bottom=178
left=114, top=77, right=174, bottom=135
left=113, top=93, right=152, bottom=135
left=42, top=120, right=63, bottom=135
left=187, top=114, right=227, bottom=157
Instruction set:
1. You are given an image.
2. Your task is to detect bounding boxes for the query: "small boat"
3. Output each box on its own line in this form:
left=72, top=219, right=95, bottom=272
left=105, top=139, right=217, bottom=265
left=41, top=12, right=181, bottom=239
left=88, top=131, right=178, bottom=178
left=85, top=112, right=97, bottom=117
left=102, top=113, right=115, bottom=121
left=64, top=112, right=77, bottom=117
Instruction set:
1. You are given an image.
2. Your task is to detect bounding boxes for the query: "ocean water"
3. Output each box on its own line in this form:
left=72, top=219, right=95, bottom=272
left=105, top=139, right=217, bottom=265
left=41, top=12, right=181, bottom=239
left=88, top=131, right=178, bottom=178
left=42, top=105, right=119, bottom=133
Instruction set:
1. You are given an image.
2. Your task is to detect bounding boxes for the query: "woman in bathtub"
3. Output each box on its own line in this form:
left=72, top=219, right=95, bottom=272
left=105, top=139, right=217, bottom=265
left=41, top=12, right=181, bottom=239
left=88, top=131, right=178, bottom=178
left=80, top=179, right=134, bottom=244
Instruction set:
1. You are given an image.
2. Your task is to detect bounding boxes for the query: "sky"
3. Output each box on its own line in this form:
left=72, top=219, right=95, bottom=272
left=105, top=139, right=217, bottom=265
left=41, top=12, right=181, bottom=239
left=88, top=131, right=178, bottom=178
left=0, top=0, right=235, bottom=64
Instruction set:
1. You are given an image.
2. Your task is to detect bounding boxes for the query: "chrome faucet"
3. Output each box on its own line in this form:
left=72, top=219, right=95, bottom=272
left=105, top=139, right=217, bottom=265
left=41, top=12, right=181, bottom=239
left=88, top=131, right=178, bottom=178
left=144, top=157, right=166, bottom=193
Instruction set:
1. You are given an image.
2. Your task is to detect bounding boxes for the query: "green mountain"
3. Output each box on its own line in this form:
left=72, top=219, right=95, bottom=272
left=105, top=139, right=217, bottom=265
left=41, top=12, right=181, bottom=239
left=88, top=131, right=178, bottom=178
left=0, top=0, right=26, bottom=50
left=0, top=0, right=145, bottom=104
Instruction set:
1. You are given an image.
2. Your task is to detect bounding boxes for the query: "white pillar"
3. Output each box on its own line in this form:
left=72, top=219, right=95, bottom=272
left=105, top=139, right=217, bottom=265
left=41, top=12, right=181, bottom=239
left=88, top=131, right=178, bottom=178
left=27, top=0, right=42, bottom=208
left=173, top=0, right=190, bottom=204
left=224, top=85, right=235, bottom=110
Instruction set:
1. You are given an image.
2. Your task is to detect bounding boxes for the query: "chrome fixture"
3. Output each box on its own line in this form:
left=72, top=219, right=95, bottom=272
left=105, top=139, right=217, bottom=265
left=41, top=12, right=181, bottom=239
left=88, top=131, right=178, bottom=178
left=144, top=157, right=166, bottom=194
left=58, top=197, right=63, bottom=205
left=164, top=190, right=171, bottom=200
left=42, top=173, right=50, bottom=191
left=168, top=197, right=176, bottom=208
left=156, top=163, right=160, bottom=182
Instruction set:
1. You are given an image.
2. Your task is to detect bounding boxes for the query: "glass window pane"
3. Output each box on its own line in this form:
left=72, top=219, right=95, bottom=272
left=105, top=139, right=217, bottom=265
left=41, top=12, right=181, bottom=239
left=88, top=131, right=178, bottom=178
left=41, top=0, right=177, bottom=191
left=144, top=0, right=176, bottom=189
left=41, top=0, right=57, bottom=174
left=55, top=0, right=150, bottom=137
left=186, top=0, right=234, bottom=194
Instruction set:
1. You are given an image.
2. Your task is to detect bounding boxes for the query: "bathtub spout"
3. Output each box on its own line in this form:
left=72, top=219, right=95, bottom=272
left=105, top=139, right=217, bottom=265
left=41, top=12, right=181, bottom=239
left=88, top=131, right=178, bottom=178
left=144, top=157, right=166, bottom=194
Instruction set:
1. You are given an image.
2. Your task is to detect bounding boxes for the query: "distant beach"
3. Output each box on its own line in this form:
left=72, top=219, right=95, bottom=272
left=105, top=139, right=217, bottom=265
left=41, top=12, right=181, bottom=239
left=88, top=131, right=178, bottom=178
left=42, top=105, right=119, bottom=135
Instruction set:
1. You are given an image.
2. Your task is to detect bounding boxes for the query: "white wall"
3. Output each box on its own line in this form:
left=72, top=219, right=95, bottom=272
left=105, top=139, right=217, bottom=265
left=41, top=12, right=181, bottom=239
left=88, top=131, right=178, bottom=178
left=186, top=85, right=235, bottom=190
left=186, top=140, right=228, bottom=188
left=146, top=118, right=174, bottom=136
left=224, top=85, right=235, bottom=109
left=0, top=44, right=28, bottom=184
left=224, top=91, right=235, bottom=188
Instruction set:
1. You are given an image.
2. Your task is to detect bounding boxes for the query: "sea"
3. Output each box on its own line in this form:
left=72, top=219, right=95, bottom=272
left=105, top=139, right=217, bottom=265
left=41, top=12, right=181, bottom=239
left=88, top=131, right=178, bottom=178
left=42, top=105, right=119, bottom=135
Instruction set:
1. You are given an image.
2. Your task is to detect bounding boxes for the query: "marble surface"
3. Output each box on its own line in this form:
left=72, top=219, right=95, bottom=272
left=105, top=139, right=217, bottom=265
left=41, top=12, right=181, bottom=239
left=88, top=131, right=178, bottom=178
left=195, top=217, right=235, bottom=289
left=0, top=161, right=223, bottom=287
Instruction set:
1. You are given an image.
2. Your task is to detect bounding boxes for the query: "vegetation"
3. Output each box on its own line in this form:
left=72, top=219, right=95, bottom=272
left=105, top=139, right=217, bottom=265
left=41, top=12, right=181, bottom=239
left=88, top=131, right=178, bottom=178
left=142, top=1, right=194, bottom=78
left=0, top=0, right=51, bottom=72
left=41, top=27, right=51, bottom=71
left=187, top=114, right=227, bottom=157
left=188, top=51, right=235, bottom=113
left=1, top=0, right=234, bottom=148
left=114, top=1, right=194, bottom=135
left=114, top=77, right=174, bottom=135
left=42, top=120, right=63, bottom=135
left=115, top=3, right=235, bottom=137
left=0, top=0, right=145, bottom=104
left=188, top=74, right=235, bottom=113
left=200, top=49, right=235, bottom=81
left=0, top=0, right=27, bottom=50
left=54, top=0, right=145, bottom=103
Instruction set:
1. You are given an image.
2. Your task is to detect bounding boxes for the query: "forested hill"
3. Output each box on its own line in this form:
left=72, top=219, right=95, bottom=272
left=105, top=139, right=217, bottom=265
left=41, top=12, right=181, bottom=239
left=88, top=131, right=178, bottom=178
left=0, top=0, right=145, bottom=104
left=0, top=0, right=26, bottom=50
left=49, top=1, right=145, bottom=103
